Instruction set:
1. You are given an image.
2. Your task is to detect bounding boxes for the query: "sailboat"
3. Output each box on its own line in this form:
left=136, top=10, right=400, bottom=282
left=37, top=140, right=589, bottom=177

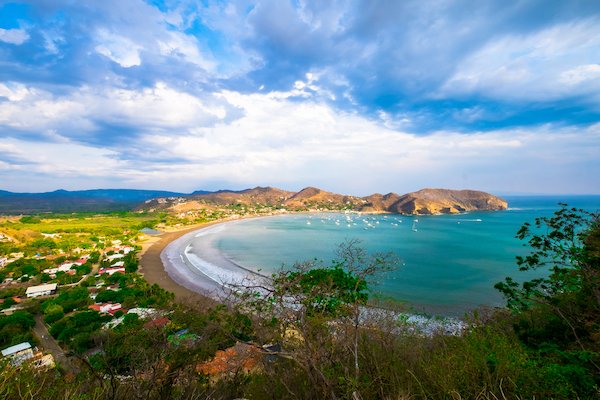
left=412, top=219, right=419, bottom=232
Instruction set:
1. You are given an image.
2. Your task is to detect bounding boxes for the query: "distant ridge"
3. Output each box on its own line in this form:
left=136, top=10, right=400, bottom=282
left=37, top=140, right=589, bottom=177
left=0, top=189, right=187, bottom=214
left=0, top=186, right=508, bottom=215
left=144, top=186, right=508, bottom=215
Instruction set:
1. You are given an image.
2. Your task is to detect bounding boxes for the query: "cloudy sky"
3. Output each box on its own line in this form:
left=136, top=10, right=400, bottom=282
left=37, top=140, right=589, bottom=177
left=0, top=0, right=599, bottom=195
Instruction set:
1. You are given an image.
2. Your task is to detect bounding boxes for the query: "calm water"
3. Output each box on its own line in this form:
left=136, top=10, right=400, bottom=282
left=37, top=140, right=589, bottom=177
left=192, top=196, right=600, bottom=316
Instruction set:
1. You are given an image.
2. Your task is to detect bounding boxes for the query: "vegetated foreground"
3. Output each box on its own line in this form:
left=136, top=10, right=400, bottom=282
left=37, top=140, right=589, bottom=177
left=0, top=205, right=598, bottom=399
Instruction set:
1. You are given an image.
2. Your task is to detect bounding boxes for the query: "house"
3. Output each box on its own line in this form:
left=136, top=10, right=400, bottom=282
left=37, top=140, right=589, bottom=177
left=43, top=262, right=80, bottom=275
left=127, top=307, right=158, bottom=318
left=98, top=267, right=125, bottom=276
left=1, top=342, right=54, bottom=369
left=102, top=307, right=162, bottom=329
left=1, top=342, right=34, bottom=366
left=110, top=261, right=125, bottom=268
left=105, top=253, right=125, bottom=261
left=88, top=302, right=123, bottom=315
left=30, top=353, right=55, bottom=369
left=25, top=283, right=58, bottom=298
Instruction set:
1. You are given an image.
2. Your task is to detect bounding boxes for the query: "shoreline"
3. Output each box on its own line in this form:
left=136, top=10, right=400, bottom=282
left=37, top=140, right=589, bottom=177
left=139, top=215, right=270, bottom=307
left=139, top=220, right=223, bottom=308
left=138, top=213, right=469, bottom=332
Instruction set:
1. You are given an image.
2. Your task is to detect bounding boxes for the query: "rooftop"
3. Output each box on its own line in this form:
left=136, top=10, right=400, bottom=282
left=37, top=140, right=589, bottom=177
left=2, top=342, right=32, bottom=357
left=25, top=283, right=58, bottom=294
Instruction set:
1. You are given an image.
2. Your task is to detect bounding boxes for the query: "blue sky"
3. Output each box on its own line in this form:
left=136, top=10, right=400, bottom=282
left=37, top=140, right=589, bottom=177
left=0, top=0, right=599, bottom=195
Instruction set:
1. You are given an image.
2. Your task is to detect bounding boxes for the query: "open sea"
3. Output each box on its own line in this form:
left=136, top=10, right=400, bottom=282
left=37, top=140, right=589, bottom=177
left=184, top=196, right=600, bottom=317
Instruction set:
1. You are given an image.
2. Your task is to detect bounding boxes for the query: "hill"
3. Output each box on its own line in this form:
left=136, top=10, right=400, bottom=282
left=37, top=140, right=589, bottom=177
left=144, top=186, right=507, bottom=215
left=1, top=186, right=507, bottom=215
left=0, top=189, right=186, bottom=214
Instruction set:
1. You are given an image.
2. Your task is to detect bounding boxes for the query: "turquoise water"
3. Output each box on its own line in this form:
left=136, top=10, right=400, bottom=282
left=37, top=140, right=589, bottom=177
left=201, top=196, right=600, bottom=316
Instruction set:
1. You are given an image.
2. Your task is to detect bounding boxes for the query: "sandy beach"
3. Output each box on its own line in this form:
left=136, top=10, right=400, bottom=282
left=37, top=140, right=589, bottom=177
left=139, top=221, right=223, bottom=308
left=139, top=217, right=268, bottom=308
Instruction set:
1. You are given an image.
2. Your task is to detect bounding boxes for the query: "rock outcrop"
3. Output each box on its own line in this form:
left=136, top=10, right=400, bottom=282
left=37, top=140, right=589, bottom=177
left=385, top=189, right=508, bottom=215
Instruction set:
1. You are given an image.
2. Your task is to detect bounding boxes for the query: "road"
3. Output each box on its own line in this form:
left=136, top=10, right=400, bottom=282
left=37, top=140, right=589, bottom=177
left=33, top=314, right=80, bottom=373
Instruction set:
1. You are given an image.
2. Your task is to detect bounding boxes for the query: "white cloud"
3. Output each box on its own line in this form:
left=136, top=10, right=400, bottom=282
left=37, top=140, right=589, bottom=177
left=1, top=79, right=598, bottom=194
left=439, top=18, right=600, bottom=103
left=95, top=29, right=142, bottom=68
left=560, top=64, right=600, bottom=85
left=0, top=137, right=121, bottom=178
left=0, top=28, right=29, bottom=45
left=124, top=89, right=599, bottom=194
left=0, top=81, right=230, bottom=135
left=157, top=31, right=214, bottom=70
left=0, top=82, right=33, bottom=101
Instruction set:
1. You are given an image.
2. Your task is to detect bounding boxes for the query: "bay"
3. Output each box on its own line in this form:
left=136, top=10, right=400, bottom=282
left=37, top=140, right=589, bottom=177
left=186, top=196, right=600, bottom=316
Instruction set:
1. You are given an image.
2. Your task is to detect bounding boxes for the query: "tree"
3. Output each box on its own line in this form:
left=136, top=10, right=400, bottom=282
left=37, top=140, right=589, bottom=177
left=495, top=204, right=600, bottom=378
left=235, top=240, right=396, bottom=399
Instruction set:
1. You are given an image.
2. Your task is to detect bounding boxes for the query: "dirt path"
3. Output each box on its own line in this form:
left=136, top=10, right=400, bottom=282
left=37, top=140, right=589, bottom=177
left=33, top=314, right=80, bottom=373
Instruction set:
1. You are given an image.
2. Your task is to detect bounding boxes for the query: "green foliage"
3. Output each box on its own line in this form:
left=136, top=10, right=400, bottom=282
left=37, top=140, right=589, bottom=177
left=50, top=310, right=110, bottom=352
left=281, top=265, right=368, bottom=315
left=29, top=238, right=57, bottom=251
left=93, top=277, right=173, bottom=308
left=0, top=297, right=16, bottom=310
left=124, top=252, right=139, bottom=273
left=43, top=303, right=65, bottom=324
left=19, top=216, right=41, bottom=224
left=495, top=204, right=599, bottom=311
left=44, top=286, right=91, bottom=313
left=494, top=204, right=600, bottom=395
left=0, top=311, right=35, bottom=348
left=88, top=251, right=100, bottom=264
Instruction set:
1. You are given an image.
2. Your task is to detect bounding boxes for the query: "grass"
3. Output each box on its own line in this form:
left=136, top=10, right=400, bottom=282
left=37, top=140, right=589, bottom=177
left=0, top=212, right=159, bottom=237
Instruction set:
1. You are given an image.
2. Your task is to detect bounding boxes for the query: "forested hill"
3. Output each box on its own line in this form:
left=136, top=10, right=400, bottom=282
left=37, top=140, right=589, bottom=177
left=0, top=189, right=188, bottom=214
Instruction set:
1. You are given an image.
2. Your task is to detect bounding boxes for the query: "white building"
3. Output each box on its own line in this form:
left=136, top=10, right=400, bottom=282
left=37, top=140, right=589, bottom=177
left=42, top=262, right=79, bottom=275
left=25, top=283, right=58, bottom=298
left=105, top=253, right=125, bottom=261
left=98, top=267, right=125, bottom=276
left=1, top=342, right=34, bottom=366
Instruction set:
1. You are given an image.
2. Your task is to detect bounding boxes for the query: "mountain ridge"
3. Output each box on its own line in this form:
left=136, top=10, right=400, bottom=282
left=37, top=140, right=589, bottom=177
left=0, top=186, right=508, bottom=215
left=144, top=186, right=508, bottom=216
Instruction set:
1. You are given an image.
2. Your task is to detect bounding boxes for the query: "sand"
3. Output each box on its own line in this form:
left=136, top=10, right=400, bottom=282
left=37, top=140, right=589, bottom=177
left=139, top=222, right=223, bottom=309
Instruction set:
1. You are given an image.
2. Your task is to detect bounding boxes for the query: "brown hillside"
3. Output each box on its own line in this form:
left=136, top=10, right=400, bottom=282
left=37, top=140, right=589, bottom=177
left=284, top=187, right=360, bottom=209
left=140, top=187, right=507, bottom=215
left=386, top=189, right=507, bottom=215
left=194, top=186, right=294, bottom=206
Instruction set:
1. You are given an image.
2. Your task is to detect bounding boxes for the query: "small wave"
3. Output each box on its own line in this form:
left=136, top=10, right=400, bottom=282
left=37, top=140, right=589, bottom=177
left=194, top=224, right=227, bottom=237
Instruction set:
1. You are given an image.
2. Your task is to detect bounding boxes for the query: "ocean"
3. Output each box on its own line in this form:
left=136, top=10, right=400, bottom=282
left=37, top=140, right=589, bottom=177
left=179, top=196, right=600, bottom=317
